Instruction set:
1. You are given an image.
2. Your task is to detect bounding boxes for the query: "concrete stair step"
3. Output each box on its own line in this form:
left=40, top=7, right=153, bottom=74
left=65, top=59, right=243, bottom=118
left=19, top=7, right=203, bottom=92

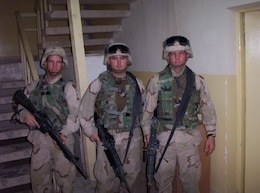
left=46, top=10, right=130, bottom=20
left=0, top=142, right=31, bottom=163
left=41, top=38, right=112, bottom=49
left=0, top=78, right=30, bottom=192
left=0, top=80, right=25, bottom=90
left=0, top=121, right=29, bottom=140
left=49, top=0, right=135, bottom=5
left=0, top=161, right=30, bottom=190
left=0, top=62, right=22, bottom=82
left=0, top=87, right=24, bottom=98
left=0, top=184, right=32, bottom=193
left=0, top=112, right=13, bottom=122
left=44, top=25, right=122, bottom=36
left=0, top=95, right=12, bottom=105
left=0, top=103, right=13, bottom=114
left=0, top=56, right=20, bottom=65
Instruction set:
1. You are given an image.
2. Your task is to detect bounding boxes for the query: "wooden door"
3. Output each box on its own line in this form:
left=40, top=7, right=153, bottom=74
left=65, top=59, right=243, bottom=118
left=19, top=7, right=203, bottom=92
left=244, top=11, right=260, bottom=192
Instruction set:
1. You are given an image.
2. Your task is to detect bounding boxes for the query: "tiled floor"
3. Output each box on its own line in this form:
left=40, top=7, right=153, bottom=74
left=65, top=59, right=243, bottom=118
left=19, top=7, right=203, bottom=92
left=74, top=177, right=96, bottom=193
left=74, top=162, right=158, bottom=193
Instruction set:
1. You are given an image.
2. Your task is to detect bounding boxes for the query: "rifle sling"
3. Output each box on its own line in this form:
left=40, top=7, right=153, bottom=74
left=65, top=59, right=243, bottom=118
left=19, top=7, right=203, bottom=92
left=155, top=67, right=194, bottom=172
left=123, top=72, right=142, bottom=163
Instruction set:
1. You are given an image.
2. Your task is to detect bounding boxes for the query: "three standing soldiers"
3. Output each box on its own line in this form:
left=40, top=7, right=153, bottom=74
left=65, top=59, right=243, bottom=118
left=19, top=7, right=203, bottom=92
left=15, top=35, right=216, bottom=193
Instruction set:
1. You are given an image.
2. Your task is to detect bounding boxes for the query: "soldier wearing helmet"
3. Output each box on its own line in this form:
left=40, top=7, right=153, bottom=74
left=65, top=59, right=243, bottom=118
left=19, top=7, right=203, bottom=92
left=142, top=36, right=217, bottom=193
left=17, top=46, right=80, bottom=193
left=79, top=43, right=146, bottom=193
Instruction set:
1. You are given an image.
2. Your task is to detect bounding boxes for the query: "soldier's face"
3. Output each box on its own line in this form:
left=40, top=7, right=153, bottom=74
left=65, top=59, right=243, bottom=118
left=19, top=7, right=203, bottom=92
left=45, top=55, right=64, bottom=77
left=168, top=50, right=189, bottom=67
left=108, top=55, right=128, bottom=74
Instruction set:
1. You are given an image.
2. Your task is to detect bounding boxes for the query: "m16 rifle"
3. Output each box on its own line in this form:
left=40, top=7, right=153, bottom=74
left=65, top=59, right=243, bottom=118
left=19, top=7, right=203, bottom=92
left=12, top=89, right=88, bottom=179
left=95, top=117, right=132, bottom=193
left=146, top=117, right=160, bottom=193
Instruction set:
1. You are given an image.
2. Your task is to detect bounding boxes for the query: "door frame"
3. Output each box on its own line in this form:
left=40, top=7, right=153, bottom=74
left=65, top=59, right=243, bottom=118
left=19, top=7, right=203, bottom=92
left=237, top=6, right=260, bottom=193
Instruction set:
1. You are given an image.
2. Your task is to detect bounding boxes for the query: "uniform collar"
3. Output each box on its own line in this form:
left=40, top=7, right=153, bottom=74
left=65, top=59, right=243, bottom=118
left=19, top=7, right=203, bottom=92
left=44, top=74, right=63, bottom=85
left=168, top=65, right=186, bottom=77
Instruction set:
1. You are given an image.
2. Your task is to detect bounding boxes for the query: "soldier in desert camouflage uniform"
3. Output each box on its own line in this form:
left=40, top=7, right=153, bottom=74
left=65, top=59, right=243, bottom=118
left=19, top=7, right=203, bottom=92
left=17, top=46, right=80, bottom=193
left=79, top=43, right=146, bottom=193
left=142, top=36, right=217, bottom=193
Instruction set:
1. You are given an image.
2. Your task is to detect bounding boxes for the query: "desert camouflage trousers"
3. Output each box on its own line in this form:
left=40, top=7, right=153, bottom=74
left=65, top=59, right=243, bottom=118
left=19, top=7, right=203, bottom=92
left=28, top=130, right=76, bottom=193
left=94, top=127, right=142, bottom=193
left=154, top=127, right=202, bottom=193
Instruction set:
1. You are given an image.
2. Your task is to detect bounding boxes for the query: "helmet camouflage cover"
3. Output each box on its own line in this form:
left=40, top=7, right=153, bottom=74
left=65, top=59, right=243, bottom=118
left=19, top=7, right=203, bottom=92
left=103, top=43, right=133, bottom=66
left=162, top=36, right=193, bottom=61
left=40, top=46, right=68, bottom=69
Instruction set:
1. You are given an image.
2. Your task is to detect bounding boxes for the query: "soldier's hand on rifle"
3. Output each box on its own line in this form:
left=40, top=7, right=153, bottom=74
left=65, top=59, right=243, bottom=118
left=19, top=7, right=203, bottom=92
left=24, top=112, right=40, bottom=128
left=60, top=133, right=67, bottom=144
left=53, top=133, right=67, bottom=149
left=89, top=133, right=100, bottom=142
left=144, top=134, right=150, bottom=147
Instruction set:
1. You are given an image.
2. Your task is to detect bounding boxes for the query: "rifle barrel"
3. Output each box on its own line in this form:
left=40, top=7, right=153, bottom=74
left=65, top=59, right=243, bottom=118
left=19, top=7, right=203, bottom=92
left=96, top=119, right=132, bottom=193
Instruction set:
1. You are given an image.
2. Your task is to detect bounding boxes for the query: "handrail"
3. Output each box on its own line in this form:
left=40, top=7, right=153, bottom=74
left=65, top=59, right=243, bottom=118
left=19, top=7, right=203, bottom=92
left=34, top=0, right=41, bottom=12
left=15, top=11, right=39, bottom=84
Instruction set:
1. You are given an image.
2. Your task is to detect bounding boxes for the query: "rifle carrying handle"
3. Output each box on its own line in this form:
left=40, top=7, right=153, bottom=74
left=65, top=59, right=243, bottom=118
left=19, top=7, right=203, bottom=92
left=13, top=89, right=38, bottom=114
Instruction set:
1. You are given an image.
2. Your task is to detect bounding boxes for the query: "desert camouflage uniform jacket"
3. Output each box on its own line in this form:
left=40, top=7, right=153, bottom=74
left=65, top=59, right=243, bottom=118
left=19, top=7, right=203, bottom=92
left=79, top=71, right=146, bottom=137
left=19, top=74, right=80, bottom=137
left=142, top=65, right=216, bottom=137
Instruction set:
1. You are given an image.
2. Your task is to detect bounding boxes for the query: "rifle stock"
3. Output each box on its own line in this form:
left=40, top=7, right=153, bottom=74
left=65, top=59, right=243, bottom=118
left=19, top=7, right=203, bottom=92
left=95, top=118, right=132, bottom=193
left=13, top=89, right=88, bottom=179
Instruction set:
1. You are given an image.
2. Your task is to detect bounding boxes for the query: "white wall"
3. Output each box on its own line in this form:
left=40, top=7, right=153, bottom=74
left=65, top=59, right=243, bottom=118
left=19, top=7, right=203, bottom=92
left=115, top=0, right=259, bottom=75
left=114, top=0, right=177, bottom=72
left=114, top=0, right=260, bottom=193
left=85, top=54, right=106, bottom=83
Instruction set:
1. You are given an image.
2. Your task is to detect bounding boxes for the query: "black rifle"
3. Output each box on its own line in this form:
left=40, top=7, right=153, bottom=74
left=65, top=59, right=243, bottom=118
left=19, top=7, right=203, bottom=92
left=12, top=89, right=88, bottom=179
left=146, top=117, right=159, bottom=193
left=95, top=118, right=132, bottom=193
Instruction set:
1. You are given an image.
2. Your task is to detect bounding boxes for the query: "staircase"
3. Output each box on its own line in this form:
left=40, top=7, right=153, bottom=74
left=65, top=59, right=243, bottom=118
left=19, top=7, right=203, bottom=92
left=0, top=58, right=31, bottom=193
left=0, top=0, right=137, bottom=192
left=36, top=0, right=136, bottom=55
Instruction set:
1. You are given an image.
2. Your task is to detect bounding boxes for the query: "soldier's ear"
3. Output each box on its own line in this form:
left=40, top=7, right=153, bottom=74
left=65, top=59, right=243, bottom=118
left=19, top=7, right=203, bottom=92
left=43, top=62, right=47, bottom=68
left=186, top=52, right=191, bottom=58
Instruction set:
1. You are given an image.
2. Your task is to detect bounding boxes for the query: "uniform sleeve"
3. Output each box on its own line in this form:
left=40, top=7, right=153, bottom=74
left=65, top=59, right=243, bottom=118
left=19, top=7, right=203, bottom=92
left=141, top=75, right=160, bottom=137
left=136, top=78, right=146, bottom=107
left=60, top=81, right=80, bottom=137
left=196, top=75, right=217, bottom=136
left=79, top=78, right=101, bottom=137
left=18, top=80, right=39, bottom=123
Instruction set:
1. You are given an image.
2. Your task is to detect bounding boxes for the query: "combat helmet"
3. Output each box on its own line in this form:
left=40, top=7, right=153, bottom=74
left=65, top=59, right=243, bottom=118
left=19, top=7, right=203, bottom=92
left=40, top=46, right=68, bottom=69
left=103, top=43, right=133, bottom=66
left=162, top=36, right=193, bottom=61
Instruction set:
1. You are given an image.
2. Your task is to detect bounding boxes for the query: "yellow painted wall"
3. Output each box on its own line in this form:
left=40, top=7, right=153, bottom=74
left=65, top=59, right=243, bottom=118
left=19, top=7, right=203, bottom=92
left=133, top=70, right=239, bottom=193
left=132, top=71, right=156, bottom=85
left=205, top=75, right=239, bottom=193
left=244, top=11, right=260, bottom=192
